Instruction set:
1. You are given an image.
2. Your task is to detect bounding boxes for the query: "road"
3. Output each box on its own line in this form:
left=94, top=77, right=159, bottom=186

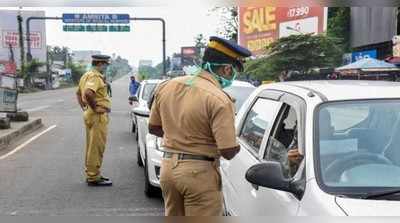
left=0, top=75, right=164, bottom=216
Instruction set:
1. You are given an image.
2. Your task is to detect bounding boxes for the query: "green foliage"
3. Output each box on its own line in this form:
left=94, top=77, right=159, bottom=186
left=245, top=34, right=343, bottom=81
left=138, top=65, right=158, bottom=80
left=211, top=7, right=238, bottom=42
left=107, top=56, right=132, bottom=81
left=327, top=7, right=351, bottom=53
left=67, top=61, right=86, bottom=84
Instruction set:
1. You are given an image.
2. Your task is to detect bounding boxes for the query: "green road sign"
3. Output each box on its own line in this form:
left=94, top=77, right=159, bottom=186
left=86, top=25, right=108, bottom=32
left=63, top=25, right=85, bottom=32
left=62, top=25, right=131, bottom=32
left=108, top=25, right=130, bottom=32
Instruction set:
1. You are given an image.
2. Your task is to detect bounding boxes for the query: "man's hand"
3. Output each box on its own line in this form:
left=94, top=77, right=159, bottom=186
left=76, top=91, right=87, bottom=111
left=94, top=106, right=108, bottom=114
left=149, top=124, right=164, bottom=137
left=288, top=148, right=303, bottom=165
left=220, top=146, right=240, bottom=160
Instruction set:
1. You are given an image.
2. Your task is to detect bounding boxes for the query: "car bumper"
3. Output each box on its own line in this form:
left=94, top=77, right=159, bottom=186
left=146, top=134, right=163, bottom=187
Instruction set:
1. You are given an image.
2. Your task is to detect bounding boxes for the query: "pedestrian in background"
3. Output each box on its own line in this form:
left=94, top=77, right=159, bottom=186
left=129, top=75, right=140, bottom=96
left=76, top=54, right=112, bottom=186
left=148, top=36, right=251, bottom=216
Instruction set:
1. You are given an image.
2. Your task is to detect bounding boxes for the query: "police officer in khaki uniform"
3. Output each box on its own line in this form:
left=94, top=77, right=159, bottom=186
left=76, top=55, right=112, bottom=186
left=149, top=36, right=251, bottom=216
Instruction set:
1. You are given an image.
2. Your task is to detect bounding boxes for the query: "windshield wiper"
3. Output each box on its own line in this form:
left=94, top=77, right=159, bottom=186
left=361, top=189, right=400, bottom=199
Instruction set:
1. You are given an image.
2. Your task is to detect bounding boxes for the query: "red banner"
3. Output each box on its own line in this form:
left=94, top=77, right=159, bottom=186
left=239, top=7, right=326, bottom=56
left=0, top=60, right=17, bottom=75
left=2, top=31, right=42, bottom=49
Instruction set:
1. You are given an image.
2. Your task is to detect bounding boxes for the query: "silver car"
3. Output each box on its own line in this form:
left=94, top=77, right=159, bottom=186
left=222, top=80, right=400, bottom=216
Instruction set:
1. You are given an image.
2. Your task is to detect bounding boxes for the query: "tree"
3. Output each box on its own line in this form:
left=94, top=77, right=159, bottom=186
left=211, top=7, right=238, bottom=42
left=194, top=34, right=207, bottom=64
left=24, top=59, right=46, bottom=87
left=245, top=34, right=343, bottom=81
left=67, top=61, right=86, bottom=84
left=327, top=7, right=351, bottom=63
left=138, top=65, right=157, bottom=80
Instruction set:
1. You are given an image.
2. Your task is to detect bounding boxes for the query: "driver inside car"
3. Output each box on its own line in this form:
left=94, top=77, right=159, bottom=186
left=287, top=123, right=303, bottom=176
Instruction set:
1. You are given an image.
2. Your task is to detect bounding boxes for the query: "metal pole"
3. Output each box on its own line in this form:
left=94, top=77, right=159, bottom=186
left=17, top=15, right=24, bottom=72
left=130, top=18, right=166, bottom=76
left=26, top=16, right=62, bottom=62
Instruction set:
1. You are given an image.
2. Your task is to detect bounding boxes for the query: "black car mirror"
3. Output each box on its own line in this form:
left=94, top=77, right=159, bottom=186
left=245, top=162, right=293, bottom=193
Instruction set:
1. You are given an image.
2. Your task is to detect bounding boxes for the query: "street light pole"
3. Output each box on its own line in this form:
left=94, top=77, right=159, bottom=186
left=17, top=13, right=25, bottom=74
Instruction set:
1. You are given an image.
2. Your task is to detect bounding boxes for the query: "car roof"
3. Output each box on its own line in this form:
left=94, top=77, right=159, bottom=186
left=262, top=80, right=400, bottom=101
left=231, top=80, right=256, bottom=88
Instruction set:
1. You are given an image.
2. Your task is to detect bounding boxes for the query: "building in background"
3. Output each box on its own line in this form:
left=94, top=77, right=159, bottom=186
left=138, top=60, right=153, bottom=67
left=350, top=7, right=398, bottom=63
left=71, top=50, right=101, bottom=65
left=238, top=6, right=327, bottom=56
left=0, top=10, right=47, bottom=69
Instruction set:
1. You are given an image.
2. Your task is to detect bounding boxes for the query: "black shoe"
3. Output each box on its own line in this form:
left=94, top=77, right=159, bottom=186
left=87, top=178, right=113, bottom=187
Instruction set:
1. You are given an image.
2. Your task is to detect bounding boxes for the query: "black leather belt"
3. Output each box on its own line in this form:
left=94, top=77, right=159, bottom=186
left=163, top=152, right=215, bottom=162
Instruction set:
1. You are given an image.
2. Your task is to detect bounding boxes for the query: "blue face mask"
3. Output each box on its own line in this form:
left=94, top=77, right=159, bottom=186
left=203, top=62, right=238, bottom=88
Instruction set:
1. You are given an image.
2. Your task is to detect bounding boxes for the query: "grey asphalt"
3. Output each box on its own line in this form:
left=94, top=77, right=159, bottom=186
left=0, top=75, right=164, bottom=216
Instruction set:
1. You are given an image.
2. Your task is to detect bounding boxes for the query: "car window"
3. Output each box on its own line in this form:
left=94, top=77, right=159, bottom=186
left=136, top=85, right=142, bottom=97
left=316, top=100, right=400, bottom=191
left=264, top=105, right=300, bottom=179
left=239, top=98, right=282, bottom=154
left=327, top=105, right=369, bottom=131
left=142, top=83, right=157, bottom=101
left=223, top=86, right=255, bottom=112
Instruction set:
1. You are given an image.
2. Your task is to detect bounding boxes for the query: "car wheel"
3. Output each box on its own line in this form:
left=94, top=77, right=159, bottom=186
left=144, top=149, right=161, bottom=198
left=131, top=120, right=136, bottom=133
left=136, top=135, right=143, bottom=167
left=134, top=123, right=139, bottom=142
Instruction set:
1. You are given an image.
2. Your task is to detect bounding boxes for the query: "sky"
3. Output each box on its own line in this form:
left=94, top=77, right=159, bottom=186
left=2, top=6, right=223, bottom=67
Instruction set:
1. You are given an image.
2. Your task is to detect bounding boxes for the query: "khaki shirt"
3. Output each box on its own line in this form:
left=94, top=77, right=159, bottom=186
left=77, top=69, right=111, bottom=112
left=149, top=71, right=238, bottom=158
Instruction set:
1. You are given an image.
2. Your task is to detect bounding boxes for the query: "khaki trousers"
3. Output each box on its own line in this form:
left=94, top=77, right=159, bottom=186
left=83, top=111, right=109, bottom=182
left=160, top=155, right=223, bottom=216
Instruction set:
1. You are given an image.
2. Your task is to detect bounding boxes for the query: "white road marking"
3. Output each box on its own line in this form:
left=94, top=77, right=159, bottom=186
left=0, top=125, right=57, bottom=160
left=25, top=105, right=50, bottom=112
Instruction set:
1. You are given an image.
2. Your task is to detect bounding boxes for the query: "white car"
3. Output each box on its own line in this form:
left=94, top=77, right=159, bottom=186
left=132, top=79, right=165, bottom=197
left=143, top=80, right=256, bottom=197
left=130, top=79, right=161, bottom=140
left=222, top=80, right=400, bottom=216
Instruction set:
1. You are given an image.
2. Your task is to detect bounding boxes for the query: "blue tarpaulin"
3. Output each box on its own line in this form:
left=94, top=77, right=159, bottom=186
left=336, top=58, right=400, bottom=71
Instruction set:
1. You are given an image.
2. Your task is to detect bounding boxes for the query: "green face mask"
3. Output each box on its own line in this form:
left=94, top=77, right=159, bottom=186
left=203, top=62, right=238, bottom=88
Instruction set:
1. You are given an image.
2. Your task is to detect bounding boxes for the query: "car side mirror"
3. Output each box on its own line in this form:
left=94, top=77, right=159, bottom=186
left=245, top=162, right=296, bottom=194
left=129, top=96, right=138, bottom=102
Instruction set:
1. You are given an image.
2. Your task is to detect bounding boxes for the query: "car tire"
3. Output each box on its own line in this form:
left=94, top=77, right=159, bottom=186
left=131, top=120, right=136, bottom=133
left=144, top=149, right=161, bottom=198
left=136, top=133, right=144, bottom=167
left=134, top=123, right=139, bottom=142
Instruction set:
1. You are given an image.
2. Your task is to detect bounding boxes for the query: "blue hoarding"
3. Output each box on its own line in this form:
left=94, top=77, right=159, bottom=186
left=62, top=13, right=130, bottom=24
left=351, top=49, right=377, bottom=62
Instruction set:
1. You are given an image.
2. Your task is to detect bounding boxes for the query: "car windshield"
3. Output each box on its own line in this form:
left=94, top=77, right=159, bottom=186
left=142, top=83, right=157, bottom=102
left=223, top=86, right=255, bottom=112
left=316, top=100, right=400, bottom=193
